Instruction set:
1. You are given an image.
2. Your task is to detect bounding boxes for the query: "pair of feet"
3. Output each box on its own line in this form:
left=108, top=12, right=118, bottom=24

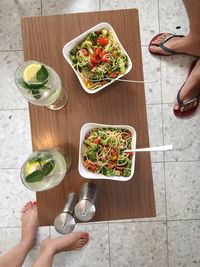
left=21, top=201, right=89, bottom=256
left=149, top=33, right=200, bottom=115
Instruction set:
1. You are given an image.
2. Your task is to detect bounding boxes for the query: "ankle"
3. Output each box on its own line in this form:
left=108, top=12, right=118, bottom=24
left=40, top=239, right=56, bottom=256
left=186, top=33, right=200, bottom=44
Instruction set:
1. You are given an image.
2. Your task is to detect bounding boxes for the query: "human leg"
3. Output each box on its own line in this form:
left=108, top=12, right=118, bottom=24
left=149, top=0, right=200, bottom=56
left=0, top=201, right=38, bottom=267
left=173, top=59, right=200, bottom=116
left=32, top=232, right=89, bottom=267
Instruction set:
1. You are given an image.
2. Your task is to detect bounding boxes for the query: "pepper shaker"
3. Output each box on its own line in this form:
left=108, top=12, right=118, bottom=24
left=54, top=193, right=78, bottom=234
left=74, top=183, right=97, bottom=221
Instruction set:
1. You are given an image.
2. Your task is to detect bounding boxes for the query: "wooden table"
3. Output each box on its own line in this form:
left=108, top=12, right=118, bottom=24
left=21, top=9, right=155, bottom=226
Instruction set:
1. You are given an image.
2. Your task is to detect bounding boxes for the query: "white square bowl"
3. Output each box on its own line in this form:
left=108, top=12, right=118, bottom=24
left=78, top=122, right=136, bottom=181
left=62, top=22, right=133, bottom=94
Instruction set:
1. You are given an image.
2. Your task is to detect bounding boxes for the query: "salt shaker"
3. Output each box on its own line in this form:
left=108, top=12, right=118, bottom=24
left=54, top=193, right=78, bottom=235
left=74, top=183, right=97, bottom=222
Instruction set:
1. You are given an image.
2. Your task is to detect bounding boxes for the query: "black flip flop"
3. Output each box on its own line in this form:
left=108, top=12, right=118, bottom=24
left=173, top=60, right=200, bottom=117
left=148, top=33, right=185, bottom=56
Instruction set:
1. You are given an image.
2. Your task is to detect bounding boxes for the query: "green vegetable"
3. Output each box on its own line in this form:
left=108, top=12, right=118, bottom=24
left=70, top=54, right=78, bottom=64
left=117, top=155, right=127, bottom=165
left=25, top=170, right=44, bottom=183
left=18, top=79, right=47, bottom=90
left=104, top=40, right=112, bottom=52
left=84, top=140, right=98, bottom=151
left=113, top=170, right=121, bottom=176
left=101, top=137, right=110, bottom=146
left=36, top=65, right=49, bottom=83
left=85, top=32, right=99, bottom=43
left=102, top=29, right=108, bottom=37
left=120, top=62, right=126, bottom=74
left=123, top=169, right=131, bottom=177
left=42, top=160, right=55, bottom=176
left=88, top=150, right=96, bottom=161
left=28, top=152, right=53, bottom=163
left=25, top=156, right=55, bottom=183
left=105, top=169, right=113, bottom=176
left=81, top=40, right=93, bottom=54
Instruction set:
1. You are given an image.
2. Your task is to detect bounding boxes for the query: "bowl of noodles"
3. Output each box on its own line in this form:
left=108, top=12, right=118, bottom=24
left=78, top=123, right=136, bottom=181
left=63, top=22, right=132, bottom=94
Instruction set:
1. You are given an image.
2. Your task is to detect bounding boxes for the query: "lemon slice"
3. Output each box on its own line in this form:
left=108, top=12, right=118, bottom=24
left=25, top=161, right=45, bottom=176
left=23, top=63, right=42, bottom=84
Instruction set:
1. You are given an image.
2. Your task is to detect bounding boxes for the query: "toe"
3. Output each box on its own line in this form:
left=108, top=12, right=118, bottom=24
left=173, top=103, right=180, bottom=111
left=180, top=106, right=186, bottom=112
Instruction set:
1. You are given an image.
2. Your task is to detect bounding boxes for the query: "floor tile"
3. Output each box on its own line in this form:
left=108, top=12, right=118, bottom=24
left=0, top=0, right=41, bottom=50
left=168, top=220, right=200, bottom=267
left=165, top=162, right=200, bottom=220
left=142, top=47, right=161, bottom=105
left=50, top=223, right=109, bottom=267
left=0, top=51, right=28, bottom=109
left=109, top=221, right=168, bottom=267
left=42, top=0, right=100, bottom=15
left=161, top=55, right=196, bottom=104
left=135, top=163, right=166, bottom=221
left=0, top=226, right=50, bottom=267
left=100, top=0, right=159, bottom=46
left=159, top=0, right=189, bottom=35
left=147, top=104, right=164, bottom=162
left=0, top=110, right=32, bottom=168
left=163, top=104, right=200, bottom=161
left=0, top=169, right=35, bottom=227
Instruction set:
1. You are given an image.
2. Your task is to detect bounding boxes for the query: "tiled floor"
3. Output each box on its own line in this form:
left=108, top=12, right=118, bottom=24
left=0, top=0, right=200, bottom=266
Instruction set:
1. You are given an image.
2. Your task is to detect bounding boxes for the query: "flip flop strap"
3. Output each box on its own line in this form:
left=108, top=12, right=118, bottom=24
left=159, top=34, right=184, bottom=54
left=177, top=85, right=200, bottom=107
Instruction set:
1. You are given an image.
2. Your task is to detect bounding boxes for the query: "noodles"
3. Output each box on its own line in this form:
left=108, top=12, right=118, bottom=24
left=69, top=28, right=129, bottom=90
left=82, top=128, right=132, bottom=177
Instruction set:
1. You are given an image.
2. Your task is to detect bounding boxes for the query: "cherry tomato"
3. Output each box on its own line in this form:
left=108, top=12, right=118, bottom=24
left=93, top=138, right=100, bottom=145
left=90, top=54, right=101, bottom=64
left=111, top=148, right=117, bottom=157
left=97, top=37, right=109, bottom=46
left=99, top=51, right=109, bottom=62
left=108, top=71, right=119, bottom=78
left=94, top=47, right=102, bottom=56
left=84, top=160, right=97, bottom=172
left=81, top=48, right=89, bottom=56
left=108, top=161, right=116, bottom=169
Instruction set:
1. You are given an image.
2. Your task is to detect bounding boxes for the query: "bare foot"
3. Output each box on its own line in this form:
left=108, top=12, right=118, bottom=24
left=149, top=33, right=200, bottom=57
left=174, top=59, right=200, bottom=112
left=40, top=232, right=89, bottom=255
left=20, top=201, right=38, bottom=250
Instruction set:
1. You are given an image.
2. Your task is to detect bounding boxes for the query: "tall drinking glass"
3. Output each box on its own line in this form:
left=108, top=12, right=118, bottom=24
left=20, top=148, right=71, bottom=192
left=15, top=60, right=67, bottom=110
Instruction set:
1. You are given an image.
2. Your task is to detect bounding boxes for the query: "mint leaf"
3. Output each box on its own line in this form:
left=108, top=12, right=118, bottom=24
left=25, top=170, right=44, bottom=183
left=18, top=79, right=47, bottom=90
left=36, top=65, right=49, bottom=82
left=39, top=153, right=53, bottom=161
left=32, top=89, right=41, bottom=99
left=42, top=160, right=55, bottom=176
left=28, top=154, right=42, bottom=163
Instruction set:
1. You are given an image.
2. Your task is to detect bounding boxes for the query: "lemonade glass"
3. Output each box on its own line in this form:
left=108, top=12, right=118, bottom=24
left=15, top=60, right=68, bottom=110
left=20, top=148, right=71, bottom=191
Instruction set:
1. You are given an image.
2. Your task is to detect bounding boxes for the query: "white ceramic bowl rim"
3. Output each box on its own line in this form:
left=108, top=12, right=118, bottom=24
left=78, top=122, right=136, bottom=181
left=62, top=22, right=133, bottom=94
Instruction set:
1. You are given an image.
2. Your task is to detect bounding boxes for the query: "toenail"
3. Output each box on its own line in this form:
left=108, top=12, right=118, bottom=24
left=83, top=233, right=89, bottom=238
